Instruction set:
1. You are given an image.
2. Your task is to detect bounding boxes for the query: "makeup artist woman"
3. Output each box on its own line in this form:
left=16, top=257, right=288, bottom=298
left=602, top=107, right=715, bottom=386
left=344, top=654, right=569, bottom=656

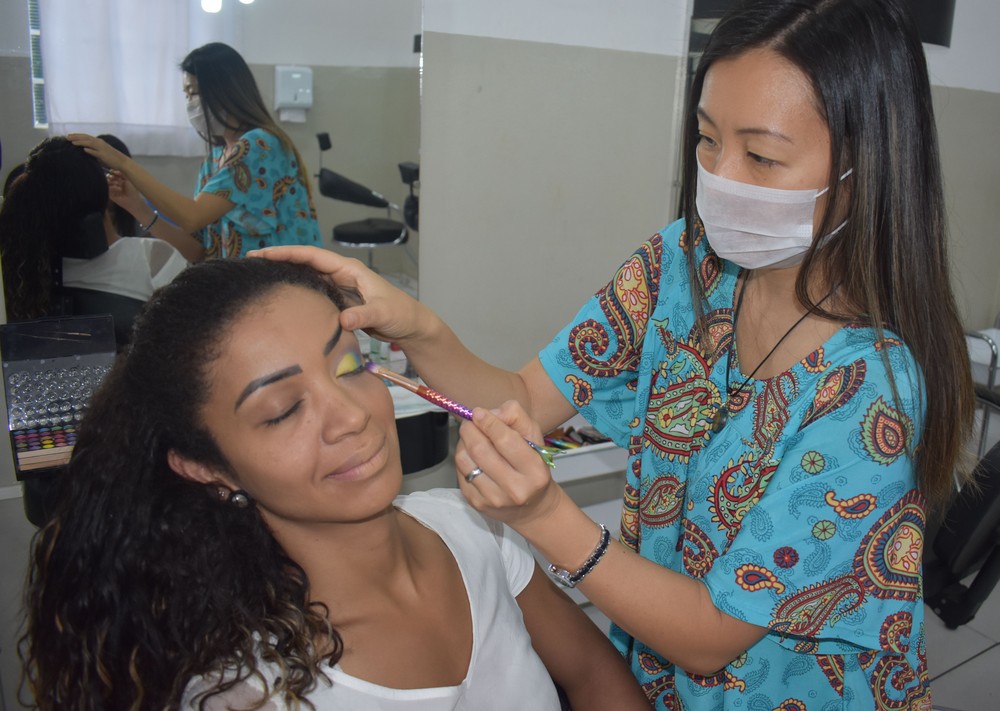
left=71, top=42, right=320, bottom=263
left=262, top=0, right=975, bottom=708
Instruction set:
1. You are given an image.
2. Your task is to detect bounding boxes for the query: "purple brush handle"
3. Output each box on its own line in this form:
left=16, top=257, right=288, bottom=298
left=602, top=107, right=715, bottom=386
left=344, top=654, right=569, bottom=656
left=420, top=386, right=474, bottom=420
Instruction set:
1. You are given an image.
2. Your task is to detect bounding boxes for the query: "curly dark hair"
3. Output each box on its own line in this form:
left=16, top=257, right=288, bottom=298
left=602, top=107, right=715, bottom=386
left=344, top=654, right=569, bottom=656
left=18, top=258, right=350, bottom=710
left=0, top=137, right=109, bottom=321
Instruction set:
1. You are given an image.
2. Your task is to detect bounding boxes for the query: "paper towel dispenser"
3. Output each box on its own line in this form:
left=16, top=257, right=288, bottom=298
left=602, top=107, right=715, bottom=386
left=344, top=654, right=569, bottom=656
left=274, top=66, right=313, bottom=122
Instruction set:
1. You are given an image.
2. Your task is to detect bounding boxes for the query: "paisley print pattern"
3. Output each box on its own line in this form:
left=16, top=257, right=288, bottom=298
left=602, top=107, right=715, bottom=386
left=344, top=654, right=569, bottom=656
left=271, top=175, right=297, bottom=203
left=772, top=575, right=866, bottom=638
left=620, top=476, right=641, bottom=550
left=699, top=251, right=723, bottom=296
left=752, top=373, right=796, bottom=450
left=799, top=360, right=866, bottom=429
left=802, top=347, right=828, bottom=373
left=681, top=518, right=719, bottom=578
left=566, top=320, right=614, bottom=378
left=539, top=219, right=927, bottom=710
left=568, top=238, right=661, bottom=378
left=695, top=309, right=735, bottom=370
left=643, top=345, right=718, bottom=462
left=687, top=668, right=746, bottom=692
left=734, top=564, right=786, bottom=594
left=861, top=397, right=913, bottom=465
left=853, top=490, right=925, bottom=601
left=879, top=611, right=913, bottom=654
left=564, top=373, right=594, bottom=408
left=816, top=654, right=845, bottom=694
left=825, top=490, right=878, bottom=519
left=196, top=128, right=320, bottom=257
left=870, top=655, right=927, bottom=710
left=640, top=474, right=686, bottom=528
left=709, top=454, right=777, bottom=544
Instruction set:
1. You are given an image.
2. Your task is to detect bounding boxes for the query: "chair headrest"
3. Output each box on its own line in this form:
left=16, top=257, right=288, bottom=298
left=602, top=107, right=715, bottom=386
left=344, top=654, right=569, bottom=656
left=53, top=211, right=109, bottom=260
left=318, top=168, right=389, bottom=209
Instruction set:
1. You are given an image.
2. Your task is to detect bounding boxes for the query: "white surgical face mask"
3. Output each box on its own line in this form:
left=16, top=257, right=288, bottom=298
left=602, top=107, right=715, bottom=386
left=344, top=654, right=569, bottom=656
left=186, top=96, right=209, bottom=138
left=695, top=156, right=851, bottom=269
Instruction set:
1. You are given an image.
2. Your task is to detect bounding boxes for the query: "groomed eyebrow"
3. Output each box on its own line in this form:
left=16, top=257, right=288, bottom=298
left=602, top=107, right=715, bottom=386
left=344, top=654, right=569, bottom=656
left=323, top=324, right=343, bottom=356
left=232, top=325, right=343, bottom=411
left=234, top=366, right=302, bottom=411
left=696, top=107, right=793, bottom=144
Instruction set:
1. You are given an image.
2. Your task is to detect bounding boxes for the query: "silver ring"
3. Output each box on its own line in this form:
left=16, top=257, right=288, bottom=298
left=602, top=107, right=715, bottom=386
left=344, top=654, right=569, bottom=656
left=465, top=466, right=484, bottom=483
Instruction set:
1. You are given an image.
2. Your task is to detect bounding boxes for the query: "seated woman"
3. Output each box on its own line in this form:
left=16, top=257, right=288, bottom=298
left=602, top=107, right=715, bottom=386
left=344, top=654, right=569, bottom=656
left=18, top=258, right=647, bottom=710
left=0, top=136, right=188, bottom=322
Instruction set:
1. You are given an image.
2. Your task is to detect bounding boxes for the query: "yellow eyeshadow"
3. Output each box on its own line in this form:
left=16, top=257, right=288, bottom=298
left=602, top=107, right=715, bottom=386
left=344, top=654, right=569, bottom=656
left=335, top=350, right=363, bottom=377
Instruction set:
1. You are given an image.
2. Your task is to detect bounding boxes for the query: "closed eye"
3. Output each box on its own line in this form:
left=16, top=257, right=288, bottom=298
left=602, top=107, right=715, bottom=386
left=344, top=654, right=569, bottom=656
left=334, top=351, right=365, bottom=377
left=264, top=400, right=302, bottom=427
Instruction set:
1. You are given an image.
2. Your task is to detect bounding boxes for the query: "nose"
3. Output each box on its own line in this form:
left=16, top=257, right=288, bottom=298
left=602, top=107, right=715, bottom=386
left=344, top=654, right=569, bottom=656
left=318, top=379, right=371, bottom=446
left=699, top=144, right=743, bottom=182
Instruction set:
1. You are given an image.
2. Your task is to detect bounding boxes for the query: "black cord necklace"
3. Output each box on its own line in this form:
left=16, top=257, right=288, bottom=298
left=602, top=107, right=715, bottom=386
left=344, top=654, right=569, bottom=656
left=709, top=274, right=836, bottom=433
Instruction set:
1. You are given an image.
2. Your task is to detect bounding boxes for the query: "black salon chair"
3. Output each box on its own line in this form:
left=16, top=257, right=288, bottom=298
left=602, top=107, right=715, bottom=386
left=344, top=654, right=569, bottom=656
left=924, top=386, right=1000, bottom=629
left=52, top=211, right=143, bottom=351
left=60, top=287, right=143, bottom=351
left=315, top=132, right=413, bottom=269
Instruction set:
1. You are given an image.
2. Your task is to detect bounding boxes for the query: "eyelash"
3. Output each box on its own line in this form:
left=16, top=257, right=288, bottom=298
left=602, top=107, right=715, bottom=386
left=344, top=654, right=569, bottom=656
left=264, top=400, right=302, bottom=427
left=698, top=135, right=778, bottom=168
left=262, top=358, right=366, bottom=427
left=339, top=363, right=366, bottom=377
left=748, top=152, right=777, bottom=167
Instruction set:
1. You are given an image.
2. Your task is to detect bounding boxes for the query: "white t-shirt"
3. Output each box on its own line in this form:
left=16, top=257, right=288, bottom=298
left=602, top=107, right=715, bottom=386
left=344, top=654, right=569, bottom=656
left=181, top=489, right=562, bottom=711
left=62, top=237, right=188, bottom=302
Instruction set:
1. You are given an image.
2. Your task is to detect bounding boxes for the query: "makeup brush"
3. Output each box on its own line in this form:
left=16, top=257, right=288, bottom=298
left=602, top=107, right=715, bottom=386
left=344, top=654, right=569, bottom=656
left=364, top=361, right=560, bottom=468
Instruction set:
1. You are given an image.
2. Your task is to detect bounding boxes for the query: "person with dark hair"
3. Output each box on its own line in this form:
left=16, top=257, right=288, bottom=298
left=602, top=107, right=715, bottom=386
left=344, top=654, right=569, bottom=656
left=257, top=0, right=975, bottom=708
left=2, top=162, right=26, bottom=200
left=18, top=257, right=648, bottom=711
left=69, top=42, right=321, bottom=263
left=95, top=133, right=142, bottom=237
left=0, top=137, right=187, bottom=321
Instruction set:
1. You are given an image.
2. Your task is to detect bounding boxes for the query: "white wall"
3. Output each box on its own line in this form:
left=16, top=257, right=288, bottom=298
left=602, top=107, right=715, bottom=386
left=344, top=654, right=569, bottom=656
left=417, top=0, right=1000, bottom=371
left=240, top=0, right=420, bottom=67
left=418, top=0, right=689, bottom=369
left=923, top=0, right=1000, bottom=93
left=423, top=0, right=689, bottom=56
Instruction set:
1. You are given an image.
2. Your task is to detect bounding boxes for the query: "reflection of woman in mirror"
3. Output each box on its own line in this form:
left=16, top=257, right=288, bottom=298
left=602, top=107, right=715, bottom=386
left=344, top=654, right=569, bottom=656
left=255, top=0, right=975, bottom=708
left=95, top=133, right=141, bottom=237
left=70, top=42, right=321, bottom=263
left=0, top=137, right=187, bottom=322
left=18, top=258, right=647, bottom=710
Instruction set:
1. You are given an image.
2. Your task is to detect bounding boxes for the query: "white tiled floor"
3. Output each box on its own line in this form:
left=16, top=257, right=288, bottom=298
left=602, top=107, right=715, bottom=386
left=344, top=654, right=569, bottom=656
left=925, top=584, right=1000, bottom=709
left=925, top=401, right=1000, bottom=708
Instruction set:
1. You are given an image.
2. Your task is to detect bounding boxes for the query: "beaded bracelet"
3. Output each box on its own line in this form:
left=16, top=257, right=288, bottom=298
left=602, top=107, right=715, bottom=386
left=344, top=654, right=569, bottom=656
left=547, top=523, right=611, bottom=588
left=140, top=209, right=160, bottom=236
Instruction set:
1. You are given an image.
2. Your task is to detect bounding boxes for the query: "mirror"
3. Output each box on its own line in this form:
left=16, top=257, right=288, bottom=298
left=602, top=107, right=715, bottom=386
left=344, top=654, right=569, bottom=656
left=0, top=0, right=423, bottom=293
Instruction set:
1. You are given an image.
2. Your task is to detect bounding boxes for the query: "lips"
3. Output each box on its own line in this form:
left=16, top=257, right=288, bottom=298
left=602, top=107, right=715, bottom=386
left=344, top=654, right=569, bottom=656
left=324, top=439, right=389, bottom=481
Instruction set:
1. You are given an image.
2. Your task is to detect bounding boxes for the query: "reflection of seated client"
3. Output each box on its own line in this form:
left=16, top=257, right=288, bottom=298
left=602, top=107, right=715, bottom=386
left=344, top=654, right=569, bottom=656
left=0, top=137, right=188, bottom=323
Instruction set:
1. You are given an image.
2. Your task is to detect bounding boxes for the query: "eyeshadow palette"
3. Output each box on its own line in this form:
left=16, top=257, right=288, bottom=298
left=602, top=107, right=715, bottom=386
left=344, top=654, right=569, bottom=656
left=1, top=315, right=116, bottom=479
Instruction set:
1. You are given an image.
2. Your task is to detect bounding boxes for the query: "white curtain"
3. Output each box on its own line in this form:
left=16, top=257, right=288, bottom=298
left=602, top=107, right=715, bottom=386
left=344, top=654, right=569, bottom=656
left=39, top=0, right=241, bottom=157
